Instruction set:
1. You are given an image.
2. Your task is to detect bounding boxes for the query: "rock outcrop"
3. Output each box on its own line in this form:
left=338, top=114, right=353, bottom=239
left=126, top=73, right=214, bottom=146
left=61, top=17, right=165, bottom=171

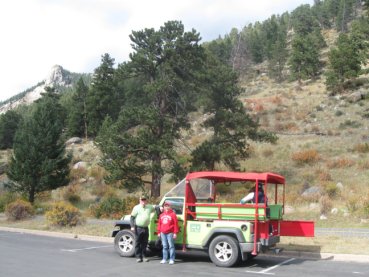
left=0, top=65, right=73, bottom=114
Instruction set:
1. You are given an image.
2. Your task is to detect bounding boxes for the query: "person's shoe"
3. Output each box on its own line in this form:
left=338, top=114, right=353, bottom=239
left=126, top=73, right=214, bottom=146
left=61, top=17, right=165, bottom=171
left=160, top=260, right=167, bottom=264
left=136, top=258, right=142, bottom=263
left=143, top=257, right=149, bottom=262
left=169, top=260, right=175, bottom=265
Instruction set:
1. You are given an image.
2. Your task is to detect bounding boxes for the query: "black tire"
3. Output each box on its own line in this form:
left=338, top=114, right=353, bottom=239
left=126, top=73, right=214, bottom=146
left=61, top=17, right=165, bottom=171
left=208, top=235, right=240, bottom=267
left=114, top=230, right=136, bottom=257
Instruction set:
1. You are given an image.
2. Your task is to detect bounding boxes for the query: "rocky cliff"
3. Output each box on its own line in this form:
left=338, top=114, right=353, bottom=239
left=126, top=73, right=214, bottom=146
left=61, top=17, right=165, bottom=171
left=0, top=65, right=74, bottom=114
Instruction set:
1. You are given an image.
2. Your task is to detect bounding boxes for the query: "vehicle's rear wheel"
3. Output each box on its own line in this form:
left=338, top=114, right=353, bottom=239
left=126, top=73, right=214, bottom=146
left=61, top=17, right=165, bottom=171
left=114, top=230, right=135, bottom=257
left=208, top=235, right=240, bottom=267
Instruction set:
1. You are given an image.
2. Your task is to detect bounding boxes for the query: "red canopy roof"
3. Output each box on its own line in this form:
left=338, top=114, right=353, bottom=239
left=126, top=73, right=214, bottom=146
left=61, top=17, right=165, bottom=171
left=185, top=171, right=285, bottom=185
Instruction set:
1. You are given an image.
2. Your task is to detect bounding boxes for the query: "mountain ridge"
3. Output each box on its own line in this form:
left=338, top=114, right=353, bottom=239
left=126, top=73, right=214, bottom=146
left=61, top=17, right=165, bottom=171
left=0, top=65, right=87, bottom=114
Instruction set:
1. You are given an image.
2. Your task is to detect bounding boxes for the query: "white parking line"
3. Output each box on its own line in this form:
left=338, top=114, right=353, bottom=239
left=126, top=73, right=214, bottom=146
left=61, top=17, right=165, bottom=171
left=61, top=245, right=111, bottom=252
left=246, top=258, right=296, bottom=275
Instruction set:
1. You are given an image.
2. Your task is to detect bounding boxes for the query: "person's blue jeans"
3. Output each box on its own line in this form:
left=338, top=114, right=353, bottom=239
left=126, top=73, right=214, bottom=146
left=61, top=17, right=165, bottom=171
left=160, top=232, right=175, bottom=261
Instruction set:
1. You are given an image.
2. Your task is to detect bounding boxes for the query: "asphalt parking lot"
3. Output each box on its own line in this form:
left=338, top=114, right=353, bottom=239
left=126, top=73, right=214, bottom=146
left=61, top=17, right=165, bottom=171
left=0, top=230, right=368, bottom=277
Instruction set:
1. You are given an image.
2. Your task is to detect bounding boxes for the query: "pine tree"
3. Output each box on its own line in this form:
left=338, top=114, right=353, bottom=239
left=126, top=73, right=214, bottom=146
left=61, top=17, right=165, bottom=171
left=87, top=53, right=119, bottom=137
left=291, top=4, right=319, bottom=36
left=325, top=33, right=363, bottom=92
left=191, top=59, right=277, bottom=171
left=288, top=34, right=321, bottom=83
left=192, top=58, right=277, bottom=170
left=6, top=88, right=71, bottom=203
left=0, top=110, right=22, bottom=149
left=336, top=0, right=356, bottom=32
left=67, top=77, right=89, bottom=139
left=97, top=21, right=205, bottom=197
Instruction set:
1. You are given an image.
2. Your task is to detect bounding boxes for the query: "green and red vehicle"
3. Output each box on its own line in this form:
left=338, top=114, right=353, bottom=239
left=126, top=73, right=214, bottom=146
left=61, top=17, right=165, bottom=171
left=112, top=171, right=314, bottom=267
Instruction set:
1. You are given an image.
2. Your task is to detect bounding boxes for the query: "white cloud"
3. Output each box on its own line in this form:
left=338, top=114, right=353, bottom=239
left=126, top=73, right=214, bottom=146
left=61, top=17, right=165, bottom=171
left=0, top=0, right=313, bottom=101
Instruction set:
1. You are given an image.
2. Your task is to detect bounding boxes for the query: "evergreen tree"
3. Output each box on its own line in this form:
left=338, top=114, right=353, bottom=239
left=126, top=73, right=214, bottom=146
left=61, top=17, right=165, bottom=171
left=336, top=0, right=356, bottom=32
left=87, top=53, right=119, bottom=137
left=325, top=33, right=363, bottom=92
left=191, top=59, right=277, bottom=171
left=288, top=34, right=321, bottom=83
left=6, top=88, right=71, bottom=203
left=0, top=110, right=22, bottom=149
left=312, top=0, right=333, bottom=28
left=244, top=23, right=265, bottom=64
left=266, top=14, right=289, bottom=82
left=365, top=0, right=369, bottom=15
left=67, top=77, right=89, bottom=139
left=291, top=4, right=319, bottom=36
left=97, top=21, right=205, bottom=197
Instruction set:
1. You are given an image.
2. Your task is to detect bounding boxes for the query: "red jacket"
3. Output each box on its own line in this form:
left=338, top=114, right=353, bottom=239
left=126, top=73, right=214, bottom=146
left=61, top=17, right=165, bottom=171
left=157, top=209, right=179, bottom=234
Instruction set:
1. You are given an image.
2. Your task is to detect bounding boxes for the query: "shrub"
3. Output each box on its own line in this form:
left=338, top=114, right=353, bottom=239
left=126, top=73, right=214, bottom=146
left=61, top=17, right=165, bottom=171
left=70, top=167, right=87, bottom=181
left=358, top=160, right=369, bottom=170
left=323, top=183, right=340, bottom=198
left=91, top=184, right=110, bottom=198
left=326, top=158, right=354, bottom=169
left=319, top=195, right=333, bottom=215
left=291, top=149, right=320, bottom=166
left=88, top=166, right=106, bottom=182
left=0, top=192, right=17, bottom=212
left=5, top=199, right=34, bottom=221
left=334, top=110, right=344, bottom=117
left=354, top=143, right=369, bottom=153
left=316, top=169, right=332, bottom=182
left=345, top=195, right=360, bottom=214
left=89, top=193, right=125, bottom=219
left=63, top=185, right=81, bottom=205
left=46, top=201, right=84, bottom=227
left=339, top=120, right=361, bottom=129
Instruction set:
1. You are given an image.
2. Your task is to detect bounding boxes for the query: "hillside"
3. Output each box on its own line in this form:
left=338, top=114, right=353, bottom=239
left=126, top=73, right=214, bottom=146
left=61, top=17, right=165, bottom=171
left=0, top=4, right=368, bottom=230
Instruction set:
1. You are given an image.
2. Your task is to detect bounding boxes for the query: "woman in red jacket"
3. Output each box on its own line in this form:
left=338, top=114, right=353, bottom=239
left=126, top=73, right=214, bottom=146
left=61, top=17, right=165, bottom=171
left=157, top=201, right=179, bottom=265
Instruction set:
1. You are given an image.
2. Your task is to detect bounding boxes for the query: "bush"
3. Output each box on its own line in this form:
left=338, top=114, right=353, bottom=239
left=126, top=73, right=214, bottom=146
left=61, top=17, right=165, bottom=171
left=354, top=143, right=369, bottom=153
left=89, top=193, right=126, bottom=219
left=5, top=199, right=34, bottom=221
left=89, top=195, right=139, bottom=219
left=63, top=185, right=81, bottom=205
left=326, top=158, right=354, bottom=169
left=291, top=149, right=320, bottom=166
left=45, top=201, right=84, bottom=227
left=324, top=183, right=340, bottom=198
left=319, top=195, right=333, bottom=215
left=0, top=192, right=17, bottom=212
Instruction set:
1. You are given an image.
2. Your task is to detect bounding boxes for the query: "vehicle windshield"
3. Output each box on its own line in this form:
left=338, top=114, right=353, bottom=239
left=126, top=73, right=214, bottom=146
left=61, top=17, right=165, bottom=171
left=164, top=178, right=214, bottom=199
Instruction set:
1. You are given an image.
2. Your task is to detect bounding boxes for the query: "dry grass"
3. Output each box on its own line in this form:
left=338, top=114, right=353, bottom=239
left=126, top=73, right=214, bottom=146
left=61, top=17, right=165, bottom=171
left=280, top=236, right=369, bottom=255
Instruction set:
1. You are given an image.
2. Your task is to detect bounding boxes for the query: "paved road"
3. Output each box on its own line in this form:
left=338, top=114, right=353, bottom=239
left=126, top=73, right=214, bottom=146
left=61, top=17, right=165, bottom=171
left=1, top=230, right=368, bottom=277
left=316, top=228, right=369, bottom=238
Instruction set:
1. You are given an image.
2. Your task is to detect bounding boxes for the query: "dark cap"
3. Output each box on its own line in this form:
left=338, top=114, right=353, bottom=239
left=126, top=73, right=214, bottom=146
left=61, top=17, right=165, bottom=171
left=140, top=195, right=148, bottom=200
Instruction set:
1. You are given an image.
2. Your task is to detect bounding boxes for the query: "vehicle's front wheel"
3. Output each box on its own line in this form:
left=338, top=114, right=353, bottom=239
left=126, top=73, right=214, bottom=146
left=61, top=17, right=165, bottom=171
left=208, top=235, right=240, bottom=267
left=114, top=230, right=135, bottom=257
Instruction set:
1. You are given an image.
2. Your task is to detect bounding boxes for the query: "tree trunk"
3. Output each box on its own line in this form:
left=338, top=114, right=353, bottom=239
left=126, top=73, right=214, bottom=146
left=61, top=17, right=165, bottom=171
left=29, top=185, right=35, bottom=204
left=151, top=154, right=162, bottom=198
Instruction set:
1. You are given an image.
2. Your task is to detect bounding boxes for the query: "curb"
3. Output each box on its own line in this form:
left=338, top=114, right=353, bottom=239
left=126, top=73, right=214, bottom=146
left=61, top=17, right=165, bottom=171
left=0, top=226, right=113, bottom=243
left=1, top=226, right=369, bottom=263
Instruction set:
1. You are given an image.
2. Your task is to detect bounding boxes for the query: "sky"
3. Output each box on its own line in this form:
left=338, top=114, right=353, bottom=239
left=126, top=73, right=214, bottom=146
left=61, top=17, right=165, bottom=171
left=0, top=0, right=314, bottom=102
